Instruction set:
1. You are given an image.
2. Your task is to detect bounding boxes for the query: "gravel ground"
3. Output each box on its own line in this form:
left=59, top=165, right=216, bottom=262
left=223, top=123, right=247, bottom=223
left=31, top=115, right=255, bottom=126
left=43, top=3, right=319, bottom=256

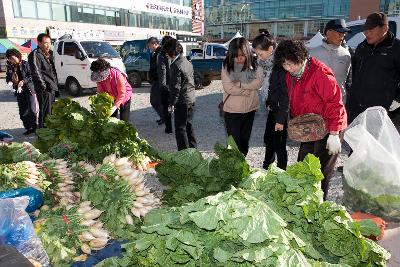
left=0, top=78, right=347, bottom=203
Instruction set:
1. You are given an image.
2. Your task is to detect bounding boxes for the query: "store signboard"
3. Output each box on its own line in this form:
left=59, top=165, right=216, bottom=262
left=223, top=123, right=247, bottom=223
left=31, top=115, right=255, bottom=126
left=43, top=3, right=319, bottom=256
left=7, top=26, right=44, bottom=39
left=104, top=30, right=125, bottom=40
left=132, top=1, right=192, bottom=19
left=192, top=0, right=204, bottom=35
left=49, top=29, right=105, bottom=40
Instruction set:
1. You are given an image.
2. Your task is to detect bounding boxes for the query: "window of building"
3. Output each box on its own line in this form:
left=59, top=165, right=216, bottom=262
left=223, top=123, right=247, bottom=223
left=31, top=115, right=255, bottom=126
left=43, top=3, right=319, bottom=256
left=52, top=3, right=66, bottom=21
left=63, top=42, right=80, bottom=56
left=12, top=0, right=21, bottom=17
left=20, top=0, right=36, bottom=18
left=37, top=1, right=51, bottom=20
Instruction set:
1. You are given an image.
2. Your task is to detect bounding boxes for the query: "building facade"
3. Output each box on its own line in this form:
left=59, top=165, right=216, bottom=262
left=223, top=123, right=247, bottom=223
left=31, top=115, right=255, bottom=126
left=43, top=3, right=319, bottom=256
left=204, top=0, right=350, bottom=41
left=381, top=0, right=400, bottom=16
left=0, top=0, right=204, bottom=44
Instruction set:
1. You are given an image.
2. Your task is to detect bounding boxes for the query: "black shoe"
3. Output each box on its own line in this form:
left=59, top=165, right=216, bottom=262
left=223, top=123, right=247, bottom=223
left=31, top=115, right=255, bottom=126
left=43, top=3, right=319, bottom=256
left=165, top=129, right=173, bottom=134
left=157, top=119, right=164, bottom=125
left=23, top=128, right=36, bottom=135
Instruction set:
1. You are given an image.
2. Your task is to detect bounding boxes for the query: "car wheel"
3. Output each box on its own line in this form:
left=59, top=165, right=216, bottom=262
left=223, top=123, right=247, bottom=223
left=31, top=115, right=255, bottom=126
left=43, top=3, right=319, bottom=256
left=128, top=72, right=142, bottom=87
left=66, top=77, right=82, bottom=96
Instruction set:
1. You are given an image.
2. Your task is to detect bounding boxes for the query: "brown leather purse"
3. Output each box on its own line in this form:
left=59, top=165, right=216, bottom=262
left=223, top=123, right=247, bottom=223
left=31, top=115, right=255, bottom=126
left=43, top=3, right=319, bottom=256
left=287, top=78, right=327, bottom=142
left=287, top=113, right=327, bottom=142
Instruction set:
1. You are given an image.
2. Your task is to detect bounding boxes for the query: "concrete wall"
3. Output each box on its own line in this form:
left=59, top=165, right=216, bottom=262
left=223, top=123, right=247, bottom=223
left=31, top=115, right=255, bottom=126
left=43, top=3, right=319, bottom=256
left=349, top=0, right=381, bottom=21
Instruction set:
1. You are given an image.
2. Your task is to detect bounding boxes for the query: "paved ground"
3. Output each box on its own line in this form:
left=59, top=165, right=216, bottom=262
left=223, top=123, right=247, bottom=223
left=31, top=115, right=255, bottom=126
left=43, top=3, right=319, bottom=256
left=1, top=79, right=398, bottom=265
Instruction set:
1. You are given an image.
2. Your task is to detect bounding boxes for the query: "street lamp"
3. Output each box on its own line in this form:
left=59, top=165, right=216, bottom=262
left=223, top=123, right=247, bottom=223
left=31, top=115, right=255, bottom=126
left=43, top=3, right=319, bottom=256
left=240, top=3, right=250, bottom=37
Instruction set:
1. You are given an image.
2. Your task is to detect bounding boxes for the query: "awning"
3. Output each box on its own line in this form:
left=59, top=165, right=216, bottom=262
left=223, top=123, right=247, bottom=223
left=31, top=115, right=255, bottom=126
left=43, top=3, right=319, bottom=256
left=0, top=39, right=31, bottom=54
left=22, top=39, right=38, bottom=51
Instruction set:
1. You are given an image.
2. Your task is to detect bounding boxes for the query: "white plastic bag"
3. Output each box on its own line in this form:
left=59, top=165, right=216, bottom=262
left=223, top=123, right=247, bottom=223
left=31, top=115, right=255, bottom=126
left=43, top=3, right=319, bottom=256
left=0, top=197, right=50, bottom=266
left=343, top=106, right=400, bottom=221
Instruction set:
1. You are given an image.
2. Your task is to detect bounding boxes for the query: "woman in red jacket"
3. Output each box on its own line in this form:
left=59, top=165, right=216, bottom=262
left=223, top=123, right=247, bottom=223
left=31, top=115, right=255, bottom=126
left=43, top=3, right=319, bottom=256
left=274, top=40, right=347, bottom=200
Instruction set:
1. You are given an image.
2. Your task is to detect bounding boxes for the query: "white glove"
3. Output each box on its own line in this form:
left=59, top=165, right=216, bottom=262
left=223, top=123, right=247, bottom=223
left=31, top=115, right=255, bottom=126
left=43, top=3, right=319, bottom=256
left=110, top=106, right=118, bottom=115
left=7, top=82, right=14, bottom=93
left=326, top=134, right=341, bottom=155
left=389, top=100, right=400, bottom=111
left=16, top=87, right=22, bottom=94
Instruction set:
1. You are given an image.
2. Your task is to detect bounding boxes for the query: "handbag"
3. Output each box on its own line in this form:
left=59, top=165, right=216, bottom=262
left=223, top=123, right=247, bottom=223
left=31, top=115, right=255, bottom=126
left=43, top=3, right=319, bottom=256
left=287, top=78, right=327, bottom=142
left=218, top=94, right=231, bottom=117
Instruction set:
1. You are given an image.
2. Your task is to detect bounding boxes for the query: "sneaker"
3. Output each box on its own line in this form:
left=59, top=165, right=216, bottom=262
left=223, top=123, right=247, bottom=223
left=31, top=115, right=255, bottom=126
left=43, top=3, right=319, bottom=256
left=23, top=128, right=36, bottom=135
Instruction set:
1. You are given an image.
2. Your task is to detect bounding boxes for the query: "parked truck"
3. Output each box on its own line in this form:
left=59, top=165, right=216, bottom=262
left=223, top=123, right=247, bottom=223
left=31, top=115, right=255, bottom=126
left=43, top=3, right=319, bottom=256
left=120, top=40, right=225, bottom=89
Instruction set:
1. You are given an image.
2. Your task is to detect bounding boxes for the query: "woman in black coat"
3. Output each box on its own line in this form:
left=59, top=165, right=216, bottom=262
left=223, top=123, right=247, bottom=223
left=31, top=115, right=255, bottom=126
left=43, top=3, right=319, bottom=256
left=163, top=39, right=197, bottom=151
left=6, top=49, right=38, bottom=135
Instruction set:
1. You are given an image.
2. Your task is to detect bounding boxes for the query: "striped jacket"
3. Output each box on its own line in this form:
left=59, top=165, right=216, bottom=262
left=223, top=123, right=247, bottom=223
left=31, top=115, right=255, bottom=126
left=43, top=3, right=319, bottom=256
left=28, top=48, right=58, bottom=93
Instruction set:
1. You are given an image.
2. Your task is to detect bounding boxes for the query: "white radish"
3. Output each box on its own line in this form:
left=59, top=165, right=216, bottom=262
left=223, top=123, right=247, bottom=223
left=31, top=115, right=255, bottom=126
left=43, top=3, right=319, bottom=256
left=89, top=227, right=109, bottom=238
left=118, top=168, right=134, bottom=177
left=74, top=192, right=81, bottom=198
left=66, top=205, right=74, bottom=210
left=134, top=183, right=145, bottom=192
left=133, top=201, right=144, bottom=209
left=59, top=198, right=69, bottom=206
left=81, top=243, right=91, bottom=254
left=58, top=183, right=68, bottom=188
left=139, top=208, right=148, bottom=217
left=56, top=191, right=66, bottom=197
left=136, top=164, right=143, bottom=172
left=93, top=221, right=104, bottom=229
left=135, top=190, right=147, bottom=197
left=79, top=201, right=91, bottom=208
left=59, top=186, right=74, bottom=192
left=80, top=219, right=96, bottom=227
left=125, top=214, right=134, bottom=225
left=90, top=238, right=108, bottom=250
left=114, top=176, right=120, bottom=181
left=140, top=160, right=147, bottom=171
left=128, top=170, right=140, bottom=180
left=77, top=206, right=92, bottom=214
left=103, top=155, right=111, bottom=164
left=131, top=207, right=141, bottom=218
left=115, top=157, right=129, bottom=167
left=83, top=209, right=103, bottom=220
left=79, top=231, right=95, bottom=241
left=25, top=178, right=38, bottom=185
left=109, top=154, right=116, bottom=162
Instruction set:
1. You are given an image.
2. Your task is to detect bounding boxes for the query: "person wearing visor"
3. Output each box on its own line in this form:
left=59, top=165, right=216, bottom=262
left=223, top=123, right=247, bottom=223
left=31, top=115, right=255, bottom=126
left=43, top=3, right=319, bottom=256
left=348, top=12, right=400, bottom=124
left=309, top=19, right=352, bottom=104
left=90, top=58, right=133, bottom=122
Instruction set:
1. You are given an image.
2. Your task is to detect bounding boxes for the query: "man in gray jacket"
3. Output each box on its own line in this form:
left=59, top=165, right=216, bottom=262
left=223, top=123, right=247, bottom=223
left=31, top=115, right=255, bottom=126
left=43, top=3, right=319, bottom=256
left=309, top=19, right=351, bottom=103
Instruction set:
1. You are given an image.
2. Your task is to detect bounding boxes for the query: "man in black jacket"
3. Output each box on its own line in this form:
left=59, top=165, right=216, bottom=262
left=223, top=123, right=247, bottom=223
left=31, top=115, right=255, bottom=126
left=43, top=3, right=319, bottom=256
left=158, top=36, right=174, bottom=133
left=147, top=37, right=164, bottom=125
left=28, top=33, right=58, bottom=128
left=348, top=12, right=400, bottom=124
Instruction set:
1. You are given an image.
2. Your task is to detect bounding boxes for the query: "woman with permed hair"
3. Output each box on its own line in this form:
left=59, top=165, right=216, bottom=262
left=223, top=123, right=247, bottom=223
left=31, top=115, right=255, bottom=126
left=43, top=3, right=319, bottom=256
left=6, top=48, right=38, bottom=135
left=221, top=37, right=263, bottom=156
left=274, top=39, right=347, bottom=200
left=90, top=58, right=133, bottom=122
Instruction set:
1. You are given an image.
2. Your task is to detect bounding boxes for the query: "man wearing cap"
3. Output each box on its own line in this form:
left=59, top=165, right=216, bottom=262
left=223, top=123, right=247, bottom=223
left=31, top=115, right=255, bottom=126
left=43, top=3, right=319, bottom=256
left=348, top=12, right=400, bottom=123
left=309, top=19, right=352, bottom=103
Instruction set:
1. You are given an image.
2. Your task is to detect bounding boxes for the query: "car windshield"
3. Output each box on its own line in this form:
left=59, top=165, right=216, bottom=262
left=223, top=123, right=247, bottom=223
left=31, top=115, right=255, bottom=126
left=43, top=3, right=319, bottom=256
left=80, top=41, right=119, bottom=58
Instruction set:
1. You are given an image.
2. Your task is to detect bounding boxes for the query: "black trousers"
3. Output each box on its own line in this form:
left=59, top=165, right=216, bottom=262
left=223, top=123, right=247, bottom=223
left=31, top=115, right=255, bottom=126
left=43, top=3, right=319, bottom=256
left=161, top=90, right=172, bottom=132
left=37, top=89, right=55, bottom=129
left=150, top=82, right=163, bottom=119
left=174, top=103, right=197, bottom=150
left=263, top=111, right=288, bottom=170
left=16, top=89, right=39, bottom=130
left=111, top=98, right=131, bottom=123
left=224, top=111, right=256, bottom=156
left=297, top=134, right=342, bottom=200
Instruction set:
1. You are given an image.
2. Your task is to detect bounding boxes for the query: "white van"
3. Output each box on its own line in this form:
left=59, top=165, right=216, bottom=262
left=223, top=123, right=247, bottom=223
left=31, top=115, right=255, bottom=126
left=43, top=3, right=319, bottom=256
left=345, top=16, right=400, bottom=50
left=54, top=36, right=125, bottom=96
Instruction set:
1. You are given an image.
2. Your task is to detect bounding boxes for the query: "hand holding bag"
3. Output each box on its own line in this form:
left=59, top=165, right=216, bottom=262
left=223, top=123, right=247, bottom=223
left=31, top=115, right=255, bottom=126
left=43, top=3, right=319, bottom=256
left=287, top=78, right=327, bottom=142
